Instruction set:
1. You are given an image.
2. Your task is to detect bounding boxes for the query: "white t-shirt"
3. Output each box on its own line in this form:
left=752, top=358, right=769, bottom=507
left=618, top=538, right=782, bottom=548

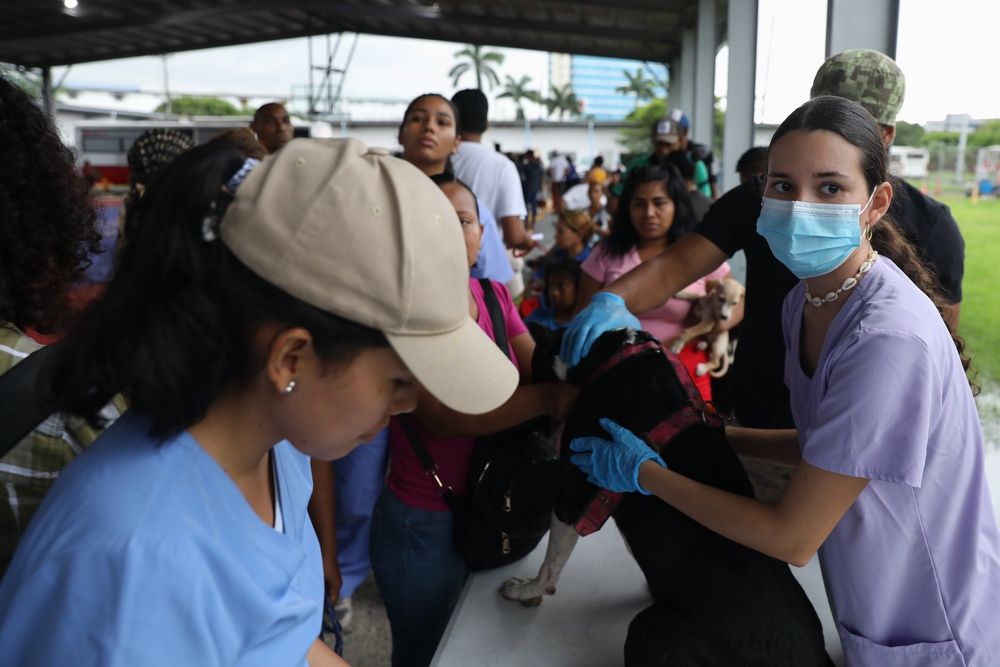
left=451, top=142, right=527, bottom=221
left=548, top=154, right=569, bottom=183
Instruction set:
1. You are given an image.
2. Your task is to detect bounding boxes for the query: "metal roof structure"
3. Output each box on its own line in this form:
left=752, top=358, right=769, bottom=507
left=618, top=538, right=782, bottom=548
left=2, top=0, right=724, bottom=69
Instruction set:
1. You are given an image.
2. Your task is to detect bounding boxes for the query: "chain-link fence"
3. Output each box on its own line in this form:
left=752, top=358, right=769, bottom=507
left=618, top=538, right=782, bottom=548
left=912, top=146, right=1000, bottom=196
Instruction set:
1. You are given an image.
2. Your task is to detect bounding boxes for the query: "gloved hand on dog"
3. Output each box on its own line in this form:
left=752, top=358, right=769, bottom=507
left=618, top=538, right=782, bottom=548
left=560, top=293, right=641, bottom=367
left=569, top=418, right=666, bottom=495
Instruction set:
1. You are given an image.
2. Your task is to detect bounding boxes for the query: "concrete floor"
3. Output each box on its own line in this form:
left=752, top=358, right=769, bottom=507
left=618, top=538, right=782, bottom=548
left=323, top=572, right=392, bottom=667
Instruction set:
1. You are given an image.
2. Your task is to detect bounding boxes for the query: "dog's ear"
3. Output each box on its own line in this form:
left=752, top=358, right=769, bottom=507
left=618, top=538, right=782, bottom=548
left=705, top=279, right=721, bottom=293
left=528, top=323, right=566, bottom=384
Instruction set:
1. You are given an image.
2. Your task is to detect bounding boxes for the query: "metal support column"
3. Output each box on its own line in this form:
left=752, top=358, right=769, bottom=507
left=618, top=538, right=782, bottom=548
left=826, top=0, right=900, bottom=58
left=692, top=0, right=717, bottom=151
left=722, top=0, right=758, bottom=192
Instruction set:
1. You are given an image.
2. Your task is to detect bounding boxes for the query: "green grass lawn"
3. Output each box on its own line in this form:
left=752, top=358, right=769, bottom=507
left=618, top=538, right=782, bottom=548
left=945, top=195, right=1000, bottom=383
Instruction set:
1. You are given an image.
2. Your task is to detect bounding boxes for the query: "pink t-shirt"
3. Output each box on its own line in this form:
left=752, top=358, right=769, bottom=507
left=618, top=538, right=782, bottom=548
left=387, top=279, right=528, bottom=512
left=582, top=243, right=730, bottom=343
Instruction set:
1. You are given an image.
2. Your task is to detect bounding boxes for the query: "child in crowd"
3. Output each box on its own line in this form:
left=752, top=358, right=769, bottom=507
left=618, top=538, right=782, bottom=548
left=0, top=138, right=520, bottom=667
left=550, top=209, right=597, bottom=263
left=525, top=258, right=582, bottom=331
left=586, top=180, right=612, bottom=236
left=370, top=172, right=579, bottom=667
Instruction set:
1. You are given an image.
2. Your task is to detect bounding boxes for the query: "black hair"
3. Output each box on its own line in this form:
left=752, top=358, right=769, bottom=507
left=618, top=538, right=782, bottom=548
left=662, top=150, right=696, bottom=183
left=735, top=146, right=768, bottom=176
left=0, top=74, right=103, bottom=333
left=605, top=163, right=695, bottom=258
left=592, top=156, right=604, bottom=168
left=49, top=142, right=389, bottom=438
left=399, top=93, right=460, bottom=176
left=451, top=89, right=488, bottom=135
left=400, top=93, right=460, bottom=131
left=771, top=95, right=975, bottom=391
left=542, top=258, right=582, bottom=296
left=429, top=172, right=480, bottom=216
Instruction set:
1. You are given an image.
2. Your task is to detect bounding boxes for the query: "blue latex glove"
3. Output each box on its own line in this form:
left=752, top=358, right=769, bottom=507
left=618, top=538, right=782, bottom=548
left=569, top=418, right=666, bottom=495
left=559, top=293, right=641, bottom=367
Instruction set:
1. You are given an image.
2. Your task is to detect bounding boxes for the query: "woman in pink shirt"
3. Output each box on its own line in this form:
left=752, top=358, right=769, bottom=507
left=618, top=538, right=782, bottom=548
left=578, top=163, right=736, bottom=399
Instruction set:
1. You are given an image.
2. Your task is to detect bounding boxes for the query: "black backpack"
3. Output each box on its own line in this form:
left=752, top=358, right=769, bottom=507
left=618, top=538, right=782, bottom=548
left=400, top=280, right=558, bottom=571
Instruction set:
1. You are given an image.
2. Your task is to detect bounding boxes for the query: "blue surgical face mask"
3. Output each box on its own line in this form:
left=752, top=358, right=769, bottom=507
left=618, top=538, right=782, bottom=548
left=756, top=189, right=876, bottom=279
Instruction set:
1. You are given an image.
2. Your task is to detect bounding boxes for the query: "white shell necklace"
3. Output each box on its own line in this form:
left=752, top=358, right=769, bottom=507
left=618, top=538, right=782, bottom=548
left=805, top=250, right=878, bottom=307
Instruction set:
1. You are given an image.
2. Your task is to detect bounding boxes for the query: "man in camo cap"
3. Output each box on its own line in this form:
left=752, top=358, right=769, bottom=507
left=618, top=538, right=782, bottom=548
left=810, top=49, right=964, bottom=327
left=810, top=48, right=905, bottom=126
left=559, top=48, right=965, bottom=445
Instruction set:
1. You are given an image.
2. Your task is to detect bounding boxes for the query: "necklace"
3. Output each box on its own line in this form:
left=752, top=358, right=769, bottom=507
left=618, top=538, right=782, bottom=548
left=805, top=251, right=878, bottom=307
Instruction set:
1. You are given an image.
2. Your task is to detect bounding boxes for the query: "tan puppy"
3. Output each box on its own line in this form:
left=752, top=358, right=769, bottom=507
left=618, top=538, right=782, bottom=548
left=669, top=277, right=745, bottom=378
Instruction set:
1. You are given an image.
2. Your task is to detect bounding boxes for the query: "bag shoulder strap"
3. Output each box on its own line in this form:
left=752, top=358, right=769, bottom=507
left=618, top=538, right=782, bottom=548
left=0, top=341, right=61, bottom=458
left=397, top=414, right=462, bottom=513
left=477, top=279, right=510, bottom=360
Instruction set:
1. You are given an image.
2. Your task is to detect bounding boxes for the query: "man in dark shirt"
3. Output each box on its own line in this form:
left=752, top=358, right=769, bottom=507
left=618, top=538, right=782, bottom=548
left=563, top=49, right=964, bottom=433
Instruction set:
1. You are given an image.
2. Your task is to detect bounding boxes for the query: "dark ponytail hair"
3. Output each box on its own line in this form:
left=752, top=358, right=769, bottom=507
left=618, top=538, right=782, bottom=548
left=50, top=142, right=389, bottom=439
left=771, top=96, right=976, bottom=392
left=605, top=163, right=695, bottom=258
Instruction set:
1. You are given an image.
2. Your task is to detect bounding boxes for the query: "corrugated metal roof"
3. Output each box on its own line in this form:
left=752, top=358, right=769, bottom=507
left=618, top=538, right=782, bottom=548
left=1, top=0, right=723, bottom=68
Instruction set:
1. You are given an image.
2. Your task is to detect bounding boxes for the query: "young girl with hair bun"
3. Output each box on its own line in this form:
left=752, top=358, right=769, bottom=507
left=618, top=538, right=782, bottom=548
left=370, top=171, right=579, bottom=667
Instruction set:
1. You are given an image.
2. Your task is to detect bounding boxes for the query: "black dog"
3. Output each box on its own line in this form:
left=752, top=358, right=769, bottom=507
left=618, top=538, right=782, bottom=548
left=501, top=327, right=832, bottom=666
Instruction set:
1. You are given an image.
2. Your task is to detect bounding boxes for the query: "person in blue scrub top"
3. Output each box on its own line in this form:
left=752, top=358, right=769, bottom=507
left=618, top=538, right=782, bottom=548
left=0, top=138, right=518, bottom=667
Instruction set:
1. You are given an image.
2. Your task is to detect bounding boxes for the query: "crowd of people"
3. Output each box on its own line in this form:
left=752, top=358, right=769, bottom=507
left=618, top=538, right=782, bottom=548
left=0, top=46, right=998, bottom=667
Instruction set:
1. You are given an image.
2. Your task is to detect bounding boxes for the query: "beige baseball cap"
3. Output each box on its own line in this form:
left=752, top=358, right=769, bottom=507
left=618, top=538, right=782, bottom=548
left=220, top=137, right=518, bottom=415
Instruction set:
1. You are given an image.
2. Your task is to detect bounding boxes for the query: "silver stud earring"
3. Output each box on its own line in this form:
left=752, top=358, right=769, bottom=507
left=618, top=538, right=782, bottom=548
left=284, top=380, right=296, bottom=394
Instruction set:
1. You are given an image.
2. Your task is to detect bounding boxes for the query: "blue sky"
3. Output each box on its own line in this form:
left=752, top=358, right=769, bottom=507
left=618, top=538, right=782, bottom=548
left=50, top=0, right=1000, bottom=126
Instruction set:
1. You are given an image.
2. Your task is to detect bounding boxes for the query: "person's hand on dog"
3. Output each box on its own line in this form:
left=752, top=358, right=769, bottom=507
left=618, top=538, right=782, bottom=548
left=560, top=293, right=641, bottom=367
left=569, top=418, right=666, bottom=494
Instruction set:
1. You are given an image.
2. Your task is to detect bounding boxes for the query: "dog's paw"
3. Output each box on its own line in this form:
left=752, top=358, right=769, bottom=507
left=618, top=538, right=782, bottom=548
left=499, top=576, right=547, bottom=607
left=695, top=363, right=709, bottom=376
left=668, top=341, right=684, bottom=354
left=695, top=340, right=708, bottom=351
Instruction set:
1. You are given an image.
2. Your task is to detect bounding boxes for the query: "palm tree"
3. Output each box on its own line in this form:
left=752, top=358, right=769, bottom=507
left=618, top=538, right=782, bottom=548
left=496, top=74, right=540, bottom=120
left=544, top=83, right=579, bottom=121
left=616, top=67, right=657, bottom=109
left=448, top=44, right=505, bottom=91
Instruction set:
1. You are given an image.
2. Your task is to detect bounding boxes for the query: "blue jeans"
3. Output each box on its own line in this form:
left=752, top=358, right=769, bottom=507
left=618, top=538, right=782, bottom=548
left=369, top=488, right=467, bottom=667
left=332, top=428, right=389, bottom=599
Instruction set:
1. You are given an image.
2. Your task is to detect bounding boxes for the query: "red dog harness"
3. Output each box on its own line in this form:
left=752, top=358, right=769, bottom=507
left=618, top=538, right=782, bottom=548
left=573, top=339, right=731, bottom=537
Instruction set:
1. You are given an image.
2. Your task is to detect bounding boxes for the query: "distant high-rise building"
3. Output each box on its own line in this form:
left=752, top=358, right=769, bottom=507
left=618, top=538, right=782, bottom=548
left=549, top=54, right=668, bottom=121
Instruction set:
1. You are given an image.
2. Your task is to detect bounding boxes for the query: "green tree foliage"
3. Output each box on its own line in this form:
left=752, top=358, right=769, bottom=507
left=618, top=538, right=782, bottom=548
left=919, top=131, right=961, bottom=148
left=448, top=44, right=505, bottom=91
left=497, top=74, right=540, bottom=120
left=615, top=68, right=656, bottom=109
left=617, top=97, right=725, bottom=157
left=155, top=95, right=240, bottom=115
left=968, top=120, right=1000, bottom=148
left=895, top=120, right=925, bottom=147
left=544, top=83, right=580, bottom=121
left=617, top=98, right=667, bottom=156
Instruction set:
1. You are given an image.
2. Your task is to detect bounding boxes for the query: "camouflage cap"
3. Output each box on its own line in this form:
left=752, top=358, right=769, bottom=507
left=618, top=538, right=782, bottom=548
left=810, top=49, right=905, bottom=126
